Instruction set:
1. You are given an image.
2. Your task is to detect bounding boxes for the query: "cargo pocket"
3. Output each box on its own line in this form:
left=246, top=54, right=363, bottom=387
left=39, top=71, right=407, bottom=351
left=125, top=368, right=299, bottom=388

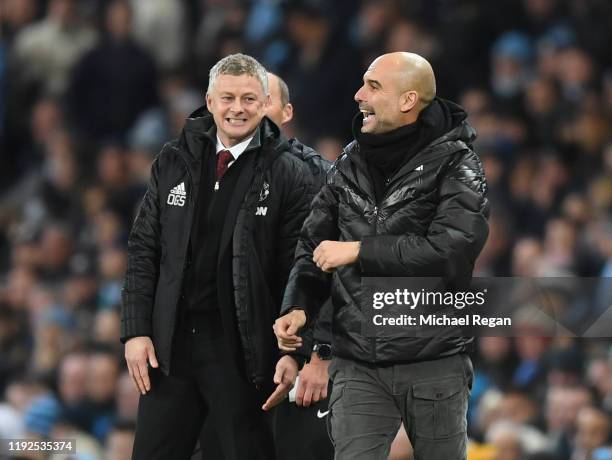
left=412, top=376, right=467, bottom=440
left=326, top=381, right=346, bottom=447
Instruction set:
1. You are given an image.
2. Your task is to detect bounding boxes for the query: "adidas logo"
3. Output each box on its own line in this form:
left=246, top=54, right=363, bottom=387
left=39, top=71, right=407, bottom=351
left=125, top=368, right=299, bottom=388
left=167, top=182, right=186, bottom=206
left=415, top=165, right=424, bottom=171
left=170, top=182, right=186, bottom=196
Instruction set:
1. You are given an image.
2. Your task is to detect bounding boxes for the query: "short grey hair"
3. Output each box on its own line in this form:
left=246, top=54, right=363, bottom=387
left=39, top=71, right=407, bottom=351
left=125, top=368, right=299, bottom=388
left=207, top=53, right=269, bottom=96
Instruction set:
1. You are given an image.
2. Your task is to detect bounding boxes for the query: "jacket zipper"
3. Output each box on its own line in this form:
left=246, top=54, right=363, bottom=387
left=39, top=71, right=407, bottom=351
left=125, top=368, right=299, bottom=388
left=337, top=167, right=380, bottom=363
left=242, top=163, right=264, bottom=388
left=371, top=204, right=378, bottom=363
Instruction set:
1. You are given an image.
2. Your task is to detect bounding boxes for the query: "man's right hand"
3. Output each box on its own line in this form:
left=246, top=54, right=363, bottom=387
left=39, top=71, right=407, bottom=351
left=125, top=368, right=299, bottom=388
left=125, top=336, right=158, bottom=395
left=273, top=309, right=307, bottom=351
left=295, top=352, right=330, bottom=407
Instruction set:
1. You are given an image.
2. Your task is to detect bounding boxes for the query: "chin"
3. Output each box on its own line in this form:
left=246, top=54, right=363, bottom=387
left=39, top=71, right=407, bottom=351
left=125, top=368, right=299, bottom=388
left=361, top=125, right=374, bottom=134
left=226, top=126, right=253, bottom=139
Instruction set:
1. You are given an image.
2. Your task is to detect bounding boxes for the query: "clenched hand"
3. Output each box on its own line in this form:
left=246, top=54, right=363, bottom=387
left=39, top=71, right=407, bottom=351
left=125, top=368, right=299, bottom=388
left=273, top=309, right=306, bottom=351
left=313, top=240, right=360, bottom=272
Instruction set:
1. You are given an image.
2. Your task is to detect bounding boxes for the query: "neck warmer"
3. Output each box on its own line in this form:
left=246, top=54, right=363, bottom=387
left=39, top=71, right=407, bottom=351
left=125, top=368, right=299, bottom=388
left=353, top=97, right=457, bottom=201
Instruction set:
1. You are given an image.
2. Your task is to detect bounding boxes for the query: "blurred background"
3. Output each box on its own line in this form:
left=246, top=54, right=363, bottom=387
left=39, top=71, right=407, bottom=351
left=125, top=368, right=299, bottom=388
left=0, top=0, right=611, bottom=459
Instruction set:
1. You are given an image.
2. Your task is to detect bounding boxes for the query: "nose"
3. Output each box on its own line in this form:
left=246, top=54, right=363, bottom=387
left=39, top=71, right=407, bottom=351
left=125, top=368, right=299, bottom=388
left=231, top=98, right=244, bottom=113
left=354, top=84, right=365, bottom=103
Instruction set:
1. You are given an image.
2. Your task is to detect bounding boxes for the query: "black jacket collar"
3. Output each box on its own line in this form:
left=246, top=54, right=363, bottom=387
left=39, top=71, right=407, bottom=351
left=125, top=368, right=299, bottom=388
left=336, top=100, right=476, bottom=203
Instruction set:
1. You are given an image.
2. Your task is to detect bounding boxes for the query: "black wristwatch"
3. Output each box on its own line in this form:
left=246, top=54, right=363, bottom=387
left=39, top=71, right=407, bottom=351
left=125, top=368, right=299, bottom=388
left=313, top=343, right=332, bottom=360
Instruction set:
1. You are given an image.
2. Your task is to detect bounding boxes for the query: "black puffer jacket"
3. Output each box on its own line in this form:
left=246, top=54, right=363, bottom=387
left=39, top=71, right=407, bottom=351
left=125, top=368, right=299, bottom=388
left=286, top=138, right=334, bottom=349
left=121, top=111, right=316, bottom=386
left=287, top=138, right=330, bottom=189
left=282, top=106, right=489, bottom=364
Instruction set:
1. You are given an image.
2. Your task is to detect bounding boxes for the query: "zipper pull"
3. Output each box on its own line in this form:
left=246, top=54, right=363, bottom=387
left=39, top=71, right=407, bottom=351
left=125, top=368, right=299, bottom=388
left=214, top=181, right=219, bottom=191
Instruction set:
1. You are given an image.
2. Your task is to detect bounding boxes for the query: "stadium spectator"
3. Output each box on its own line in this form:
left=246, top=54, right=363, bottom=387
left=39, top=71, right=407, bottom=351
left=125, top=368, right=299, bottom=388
left=65, top=0, right=157, bottom=143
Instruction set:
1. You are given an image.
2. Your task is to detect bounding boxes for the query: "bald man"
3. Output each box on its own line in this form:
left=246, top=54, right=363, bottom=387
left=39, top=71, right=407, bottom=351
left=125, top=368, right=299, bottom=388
left=266, top=73, right=330, bottom=189
left=263, top=71, right=334, bottom=460
left=272, top=52, right=489, bottom=459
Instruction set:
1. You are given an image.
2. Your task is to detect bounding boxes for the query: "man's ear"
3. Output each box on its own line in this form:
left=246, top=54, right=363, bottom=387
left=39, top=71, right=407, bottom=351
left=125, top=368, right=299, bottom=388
left=399, top=91, right=419, bottom=113
left=282, top=103, right=294, bottom=124
left=205, top=93, right=212, bottom=112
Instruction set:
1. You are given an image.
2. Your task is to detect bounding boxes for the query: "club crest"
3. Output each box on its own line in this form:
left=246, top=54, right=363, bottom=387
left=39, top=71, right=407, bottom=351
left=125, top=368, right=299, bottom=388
left=259, top=182, right=270, bottom=202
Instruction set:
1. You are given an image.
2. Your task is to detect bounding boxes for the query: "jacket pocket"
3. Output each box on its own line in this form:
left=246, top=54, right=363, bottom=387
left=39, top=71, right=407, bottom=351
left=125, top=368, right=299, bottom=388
left=412, top=376, right=467, bottom=440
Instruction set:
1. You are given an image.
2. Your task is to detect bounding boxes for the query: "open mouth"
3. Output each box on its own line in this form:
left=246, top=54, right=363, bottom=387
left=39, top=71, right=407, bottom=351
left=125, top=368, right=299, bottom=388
left=226, top=117, right=247, bottom=125
left=360, top=108, right=375, bottom=124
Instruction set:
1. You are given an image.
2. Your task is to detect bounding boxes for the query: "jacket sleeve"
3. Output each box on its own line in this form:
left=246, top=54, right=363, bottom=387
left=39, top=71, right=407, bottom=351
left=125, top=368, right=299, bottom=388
left=120, top=158, right=162, bottom=343
left=359, top=150, right=489, bottom=278
left=281, top=181, right=341, bottom=321
left=312, top=299, right=333, bottom=344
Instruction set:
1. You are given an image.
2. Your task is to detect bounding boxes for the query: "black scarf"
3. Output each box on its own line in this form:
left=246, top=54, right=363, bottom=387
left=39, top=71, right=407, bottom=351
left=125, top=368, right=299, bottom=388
left=354, top=97, right=458, bottom=202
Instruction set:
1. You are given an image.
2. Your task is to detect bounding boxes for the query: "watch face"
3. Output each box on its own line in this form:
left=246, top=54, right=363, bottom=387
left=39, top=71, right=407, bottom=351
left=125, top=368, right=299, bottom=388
left=316, top=344, right=332, bottom=359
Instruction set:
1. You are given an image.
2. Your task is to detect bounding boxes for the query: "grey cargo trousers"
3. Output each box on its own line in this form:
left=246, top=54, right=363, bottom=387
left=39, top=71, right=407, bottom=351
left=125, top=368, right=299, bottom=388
left=327, top=353, right=473, bottom=460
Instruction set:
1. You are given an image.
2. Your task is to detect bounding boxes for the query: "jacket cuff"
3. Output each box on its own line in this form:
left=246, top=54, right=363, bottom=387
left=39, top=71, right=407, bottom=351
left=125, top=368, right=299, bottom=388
left=358, top=235, right=387, bottom=274
left=286, top=348, right=309, bottom=370
left=281, top=275, right=322, bottom=321
left=120, top=317, right=153, bottom=344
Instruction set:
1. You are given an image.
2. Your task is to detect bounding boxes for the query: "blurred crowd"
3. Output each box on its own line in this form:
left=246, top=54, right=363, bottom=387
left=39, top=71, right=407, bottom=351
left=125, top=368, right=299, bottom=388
left=0, top=0, right=610, bottom=459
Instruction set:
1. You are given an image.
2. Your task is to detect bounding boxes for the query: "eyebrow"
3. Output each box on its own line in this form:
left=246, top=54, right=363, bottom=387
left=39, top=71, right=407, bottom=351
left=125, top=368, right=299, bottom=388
left=219, top=92, right=259, bottom=98
left=365, top=78, right=382, bottom=89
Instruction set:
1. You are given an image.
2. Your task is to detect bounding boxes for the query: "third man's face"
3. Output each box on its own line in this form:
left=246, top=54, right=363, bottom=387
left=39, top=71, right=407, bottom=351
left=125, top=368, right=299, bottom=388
left=266, top=75, right=284, bottom=127
left=206, top=74, right=269, bottom=147
left=265, top=73, right=293, bottom=127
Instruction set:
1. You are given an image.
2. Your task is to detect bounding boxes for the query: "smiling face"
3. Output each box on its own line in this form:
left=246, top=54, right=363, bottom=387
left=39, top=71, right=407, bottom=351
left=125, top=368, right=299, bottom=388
left=206, top=73, right=269, bottom=147
left=354, top=52, right=435, bottom=134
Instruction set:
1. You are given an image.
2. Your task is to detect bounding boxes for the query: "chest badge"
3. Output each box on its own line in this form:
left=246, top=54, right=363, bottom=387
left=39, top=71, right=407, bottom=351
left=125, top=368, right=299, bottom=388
left=259, top=181, right=270, bottom=202
left=167, top=182, right=186, bottom=206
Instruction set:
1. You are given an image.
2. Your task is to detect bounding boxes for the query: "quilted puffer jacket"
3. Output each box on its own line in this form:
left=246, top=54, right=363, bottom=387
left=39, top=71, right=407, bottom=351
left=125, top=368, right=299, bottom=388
left=282, top=103, right=490, bottom=364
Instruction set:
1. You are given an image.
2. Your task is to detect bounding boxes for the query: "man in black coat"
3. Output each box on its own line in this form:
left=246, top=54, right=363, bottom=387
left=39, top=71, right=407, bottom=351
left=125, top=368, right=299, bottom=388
left=120, top=53, right=316, bottom=460
left=273, top=52, right=490, bottom=460
left=263, top=72, right=334, bottom=460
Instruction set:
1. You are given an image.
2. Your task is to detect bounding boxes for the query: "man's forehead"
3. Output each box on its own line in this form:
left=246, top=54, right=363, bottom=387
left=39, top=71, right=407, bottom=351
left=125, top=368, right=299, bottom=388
left=213, top=73, right=265, bottom=93
left=367, top=55, right=403, bottom=73
left=363, top=62, right=402, bottom=86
